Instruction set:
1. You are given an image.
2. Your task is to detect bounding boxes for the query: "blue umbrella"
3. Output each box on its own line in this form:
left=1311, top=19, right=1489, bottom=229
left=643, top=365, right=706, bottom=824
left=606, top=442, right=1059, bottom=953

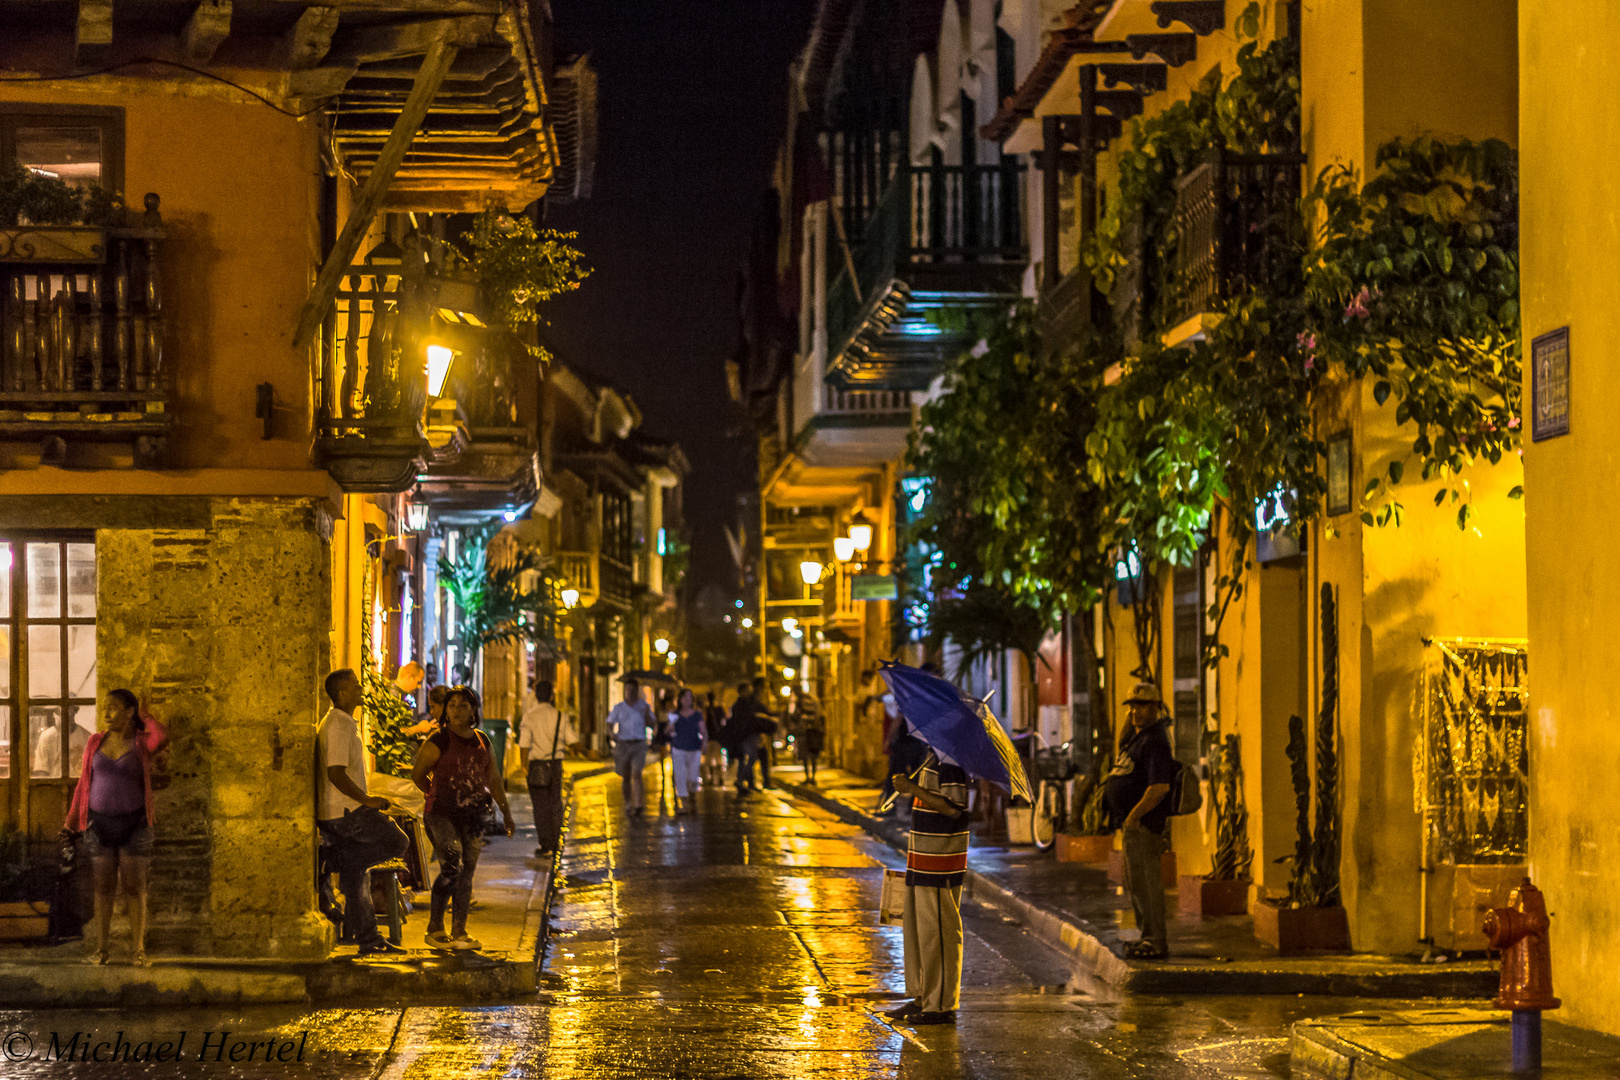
left=879, top=660, right=1033, bottom=802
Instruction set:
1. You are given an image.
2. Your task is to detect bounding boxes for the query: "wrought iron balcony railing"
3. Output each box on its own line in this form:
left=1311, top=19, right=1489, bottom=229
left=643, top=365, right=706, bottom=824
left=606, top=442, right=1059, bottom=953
left=1172, top=152, right=1304, bottom=328
left=0, top=195, right=169, bottom=464
left=827, top=162, right=1027, bottom=368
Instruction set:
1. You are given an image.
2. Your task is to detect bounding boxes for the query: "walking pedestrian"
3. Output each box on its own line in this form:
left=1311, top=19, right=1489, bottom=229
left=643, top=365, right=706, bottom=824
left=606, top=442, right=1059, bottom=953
left=519, top=680, right=574, bottom=856
left=312, top=669, right=409, bottom=956
left=65, top=688, right=170, bottom=966
left=793, top=692, right=825, bottom=785
left=1105, top=680, right=1177, bottom=960
left=667, top=688, right=707, bottom=814
left=727, top=680, right=763, bottom=794
left=886, top=744, right=971, bottom=1026
left=606, top=678, right=656, bottom=816
left=701, top=691, right=728, bottom=786
left=411, top=686, right=515, bottom=951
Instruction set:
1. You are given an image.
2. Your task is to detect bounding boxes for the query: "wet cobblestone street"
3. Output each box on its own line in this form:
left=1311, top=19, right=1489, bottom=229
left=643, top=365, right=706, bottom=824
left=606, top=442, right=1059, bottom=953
left=0, top=770, right=1438, bottom=1078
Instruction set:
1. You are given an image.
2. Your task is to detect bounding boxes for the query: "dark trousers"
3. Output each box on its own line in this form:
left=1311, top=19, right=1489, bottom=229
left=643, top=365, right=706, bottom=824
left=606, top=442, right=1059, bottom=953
left=757, top=736, right=773, bottom=786
left=528, top=759, right=565, bottom=852
left=732, top=741, right=758, bottom=791
left=318, top=809, right=409, bottom=946
left=425, top=812, right=484, bottom=938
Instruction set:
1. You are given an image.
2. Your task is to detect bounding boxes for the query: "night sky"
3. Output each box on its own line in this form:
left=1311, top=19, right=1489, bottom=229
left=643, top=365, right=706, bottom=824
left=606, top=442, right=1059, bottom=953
left=543, top=0, right=817, bottom=595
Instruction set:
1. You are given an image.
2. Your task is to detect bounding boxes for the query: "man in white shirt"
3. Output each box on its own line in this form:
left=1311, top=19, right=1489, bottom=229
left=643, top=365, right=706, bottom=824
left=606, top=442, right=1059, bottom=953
left=519, top=680, right=576, bottom=855
left=316, top=668, right=408, bottom=956
left=605, top=677, right=655, bottom=817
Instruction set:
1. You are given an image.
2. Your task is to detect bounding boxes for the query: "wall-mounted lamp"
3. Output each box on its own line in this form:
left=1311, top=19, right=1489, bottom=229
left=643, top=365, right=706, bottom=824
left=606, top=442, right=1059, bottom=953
left=741, top=617, right=754, bottom=629
left=799, top=560, right=825, bottom=585
left=502, top=508, right=518, bottom=523
left=406, top=502, right=430, bottom=532
left=654, top=637, right=670, bottom=654
left=781, top=666, right=796, bottom=679
left=560, top=587, right=580, bottom=609
left=426, top=343, right=456, bottom=397
left=849, top=523, right=873, bottom=554
left=833, top=536, right=856, bottom=562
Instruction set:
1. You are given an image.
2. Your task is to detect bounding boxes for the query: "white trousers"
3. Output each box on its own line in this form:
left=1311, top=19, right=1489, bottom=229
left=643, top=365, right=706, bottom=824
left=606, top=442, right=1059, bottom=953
left=671, top=748, right=703, bottom=798
left=902, top=883, right=963, bottom=1013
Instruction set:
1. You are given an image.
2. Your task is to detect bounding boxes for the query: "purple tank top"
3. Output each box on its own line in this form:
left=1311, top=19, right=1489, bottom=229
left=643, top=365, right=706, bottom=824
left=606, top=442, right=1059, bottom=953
left=89, top=748, right=145, bottom=815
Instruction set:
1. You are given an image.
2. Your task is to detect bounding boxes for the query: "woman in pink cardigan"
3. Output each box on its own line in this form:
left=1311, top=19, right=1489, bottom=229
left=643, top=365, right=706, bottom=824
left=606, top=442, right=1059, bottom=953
left=65, top=689, right=169, bottom=965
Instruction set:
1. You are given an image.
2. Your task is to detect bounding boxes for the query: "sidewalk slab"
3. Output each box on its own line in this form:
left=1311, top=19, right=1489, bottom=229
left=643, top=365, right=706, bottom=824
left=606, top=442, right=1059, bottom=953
left=776, top=768, right=1497, bottom=998
left=0, top=762, right=612, bottom=1006
left=1291, top=1008, right=1620, bottom=1080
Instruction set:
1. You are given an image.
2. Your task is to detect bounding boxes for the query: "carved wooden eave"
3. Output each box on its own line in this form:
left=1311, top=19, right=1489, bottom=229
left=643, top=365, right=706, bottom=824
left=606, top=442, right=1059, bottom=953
left=0, top=0, right=555, bottom=212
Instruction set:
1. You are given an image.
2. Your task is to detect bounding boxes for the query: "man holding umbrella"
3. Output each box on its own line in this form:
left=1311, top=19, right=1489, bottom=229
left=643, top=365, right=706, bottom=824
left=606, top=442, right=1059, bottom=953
left=878, top=661, right=1032, bottom=1026
left=887, top=743, right=971, bottom=1025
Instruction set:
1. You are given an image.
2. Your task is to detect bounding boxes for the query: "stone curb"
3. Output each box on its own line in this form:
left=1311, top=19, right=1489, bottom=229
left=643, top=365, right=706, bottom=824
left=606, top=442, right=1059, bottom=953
left=0, top=764, right=620, bottom=1008
left=776, top=777, right=1497, bottom=999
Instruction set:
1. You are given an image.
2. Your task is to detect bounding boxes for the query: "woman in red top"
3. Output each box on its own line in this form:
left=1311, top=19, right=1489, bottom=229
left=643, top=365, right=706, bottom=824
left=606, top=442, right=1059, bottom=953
left=410, top=687, right=514, bottom=950
left=65, top=688, right=169, bottom=966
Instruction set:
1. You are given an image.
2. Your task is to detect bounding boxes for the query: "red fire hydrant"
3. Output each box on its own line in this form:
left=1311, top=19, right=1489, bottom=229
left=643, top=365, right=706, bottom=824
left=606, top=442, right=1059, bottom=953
left=1483, top=877, right=1559, bottom=1073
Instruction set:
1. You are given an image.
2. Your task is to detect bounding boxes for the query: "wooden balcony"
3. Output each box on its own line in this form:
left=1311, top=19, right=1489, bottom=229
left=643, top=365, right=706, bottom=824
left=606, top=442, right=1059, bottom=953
left=553, top=549, right=633, bottom=612
left=1170, top=152, right=1304, bottom=336
left=0, top=196, right=170, bottom=465
left=826, top=162, right=1026, bottom=390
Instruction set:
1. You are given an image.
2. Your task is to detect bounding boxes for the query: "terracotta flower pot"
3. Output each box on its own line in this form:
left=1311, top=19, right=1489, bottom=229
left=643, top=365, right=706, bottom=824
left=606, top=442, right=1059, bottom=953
left=1177, top=876, right=1251, bottom=918
left=1056, top=833, right=1114, bottom=863
left=1253, top=899, right=1351, bottom=954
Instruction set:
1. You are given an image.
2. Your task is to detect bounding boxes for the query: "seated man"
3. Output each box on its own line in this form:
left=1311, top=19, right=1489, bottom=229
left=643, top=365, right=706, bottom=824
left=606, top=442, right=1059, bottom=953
left=316, top=668, right=409, bottom=956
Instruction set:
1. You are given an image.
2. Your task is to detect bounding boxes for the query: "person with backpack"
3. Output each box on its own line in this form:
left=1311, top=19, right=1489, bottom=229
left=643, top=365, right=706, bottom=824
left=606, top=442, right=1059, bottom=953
left=1103, top=681, right=1179, bottom=960
left=519, top=680, right=575, bottom=856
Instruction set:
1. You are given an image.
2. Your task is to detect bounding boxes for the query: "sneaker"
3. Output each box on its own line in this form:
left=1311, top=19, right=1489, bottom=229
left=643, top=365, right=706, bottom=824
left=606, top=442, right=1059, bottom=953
left=424, top=930, right=454, bottom=949
left=450, top=934, right=482, bottom=951
left=358, top=938, right=406, bottom=957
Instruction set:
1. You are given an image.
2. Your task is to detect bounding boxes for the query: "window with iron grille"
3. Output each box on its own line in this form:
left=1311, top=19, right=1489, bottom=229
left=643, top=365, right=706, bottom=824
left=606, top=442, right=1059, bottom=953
left=0, top=535, right=97, bottom=784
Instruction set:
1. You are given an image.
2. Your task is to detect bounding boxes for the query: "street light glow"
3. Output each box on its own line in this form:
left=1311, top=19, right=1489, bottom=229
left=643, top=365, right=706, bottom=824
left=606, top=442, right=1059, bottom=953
left=781, top=618, right=798, bottom=632
left=654, top=637, right=670, bottom=654
left=834, top=536, right=856, bottom=562
left=560, top=588, right=580, bottom=609
left=849, top=523, right=873, bottom=553
left=741, top=617, right=754, bottom=628
left=799, top=560, right=823, bottom=585
left=426, top=344, right=456, bottom=396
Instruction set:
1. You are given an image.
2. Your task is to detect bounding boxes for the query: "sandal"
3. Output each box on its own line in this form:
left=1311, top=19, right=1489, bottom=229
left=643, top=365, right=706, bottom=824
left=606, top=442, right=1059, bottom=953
left=132, top=950, right=150, bottom=967
left=1124, top=941, right=1168, bottom=960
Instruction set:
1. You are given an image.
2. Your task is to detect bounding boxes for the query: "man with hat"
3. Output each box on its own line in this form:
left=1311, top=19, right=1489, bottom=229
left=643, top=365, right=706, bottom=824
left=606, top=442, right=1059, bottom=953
left=1104, top=680, right=1178, bottom=959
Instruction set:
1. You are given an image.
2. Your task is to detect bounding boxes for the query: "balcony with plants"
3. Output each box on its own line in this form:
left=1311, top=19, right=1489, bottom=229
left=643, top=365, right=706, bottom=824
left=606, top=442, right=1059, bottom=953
left=0, top=164, right=169, bottom=466
left=318, top=211, right=586, bottom=495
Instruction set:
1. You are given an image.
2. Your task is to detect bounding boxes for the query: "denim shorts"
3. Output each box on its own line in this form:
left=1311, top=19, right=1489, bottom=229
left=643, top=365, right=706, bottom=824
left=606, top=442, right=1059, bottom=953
left=83, top=820, right=154, bottom=859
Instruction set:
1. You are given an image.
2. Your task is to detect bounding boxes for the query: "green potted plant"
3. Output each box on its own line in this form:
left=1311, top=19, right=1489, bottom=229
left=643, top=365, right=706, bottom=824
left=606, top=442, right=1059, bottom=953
left=1254, top=585, right=1351, bottom=952
left=1179, top=733, right=1253, bottom=916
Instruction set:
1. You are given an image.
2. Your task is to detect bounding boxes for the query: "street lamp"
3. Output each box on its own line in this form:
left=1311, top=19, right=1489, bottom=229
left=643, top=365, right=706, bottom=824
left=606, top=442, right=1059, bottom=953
left=405, top=502, right=430, bottom=532
left=799, top=560, right=824, bottom=585
left=849, top=523, right=873, bottom=554
left=741, top=617, right=754, bottom=629
left=654, top=637, right=670, bottom=654
left=560, top=587, right=580, bottom=609
left=833, top=536, right=856, bottom=562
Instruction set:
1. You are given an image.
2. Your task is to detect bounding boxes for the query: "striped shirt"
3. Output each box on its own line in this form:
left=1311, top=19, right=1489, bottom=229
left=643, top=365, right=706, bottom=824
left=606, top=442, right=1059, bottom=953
left=905, top=750, right=971, bottom=888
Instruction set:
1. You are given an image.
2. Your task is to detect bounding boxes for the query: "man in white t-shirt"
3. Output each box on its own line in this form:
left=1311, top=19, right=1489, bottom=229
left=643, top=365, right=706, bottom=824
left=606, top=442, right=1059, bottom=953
left=519, top=680, right=576, bottom=856
left=316, top=668, right=408, bottom=956
left=605, top=678, right=656, bottom=816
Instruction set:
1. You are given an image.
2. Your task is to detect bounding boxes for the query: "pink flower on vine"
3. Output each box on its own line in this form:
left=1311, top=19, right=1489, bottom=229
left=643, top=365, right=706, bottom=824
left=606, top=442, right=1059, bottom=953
left=1344, top=285, right=1376, bottom=320
left=1507, top=416, right=1521, bottom=430
left=1296, top=331, right=1318, bottom=372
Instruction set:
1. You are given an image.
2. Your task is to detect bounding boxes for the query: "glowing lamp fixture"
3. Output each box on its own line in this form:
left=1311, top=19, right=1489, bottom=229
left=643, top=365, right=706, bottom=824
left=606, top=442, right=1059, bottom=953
left=741, top=617, right=754, bottom=629
left=405, top=502, right=430, bottom=532
left=848, top=524, right=873, bottom=554
left=502, top=508, right=518, bottom=523
left=426, top=344, right=456, bottom=397
left=560, top=587, right=580, bottom=609
left=833, top=536, right=856, bottom=562
left=781, top=618, right=798, bottom=632
left=782, top=666, right=795, bottom=679
left=654, top=637, right=670, bottom=654
left=799, top=560, right=824, bottom=585
left=780, top=686, right=793, bottom=698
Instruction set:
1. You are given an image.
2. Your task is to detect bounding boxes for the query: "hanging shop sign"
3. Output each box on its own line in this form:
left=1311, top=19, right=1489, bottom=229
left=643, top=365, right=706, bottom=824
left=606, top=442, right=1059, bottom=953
left=852, top=574, right=898, bottom=601
left=1531, top=326, right=1570, bottom=441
